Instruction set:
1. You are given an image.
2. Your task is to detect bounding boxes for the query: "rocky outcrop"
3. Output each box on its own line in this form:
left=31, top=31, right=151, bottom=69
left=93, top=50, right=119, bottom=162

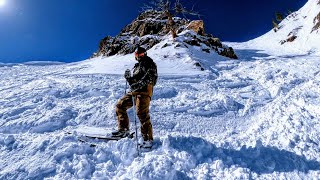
left=280, top=35, right=298, bottom=45
left=93, top=10, right=237, bottom=59
left=218, top=47, right=238, bottom=59
left=186, top=20, right=205, bottom=36
left=96, top=11, right=183, bottom=57
left=181, top=31, right=237, bottom=58
left=312, top=12, right=320, bottom=32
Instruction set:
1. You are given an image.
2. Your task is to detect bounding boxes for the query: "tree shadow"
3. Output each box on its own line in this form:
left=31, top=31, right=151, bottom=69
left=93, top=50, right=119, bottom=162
left=168, top=136, right=320, bottom=174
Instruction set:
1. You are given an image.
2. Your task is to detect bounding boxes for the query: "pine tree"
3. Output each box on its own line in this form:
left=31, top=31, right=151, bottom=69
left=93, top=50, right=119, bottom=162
left=275, top=12, right=284, bottom=22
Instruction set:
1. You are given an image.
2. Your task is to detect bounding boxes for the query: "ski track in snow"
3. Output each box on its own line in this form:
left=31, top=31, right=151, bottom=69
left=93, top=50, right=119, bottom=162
left=1, top=47, right=320, bottom=179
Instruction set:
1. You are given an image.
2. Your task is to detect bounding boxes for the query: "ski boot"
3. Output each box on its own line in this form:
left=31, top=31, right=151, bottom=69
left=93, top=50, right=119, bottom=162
left=111, top=129, right=130, bottom=138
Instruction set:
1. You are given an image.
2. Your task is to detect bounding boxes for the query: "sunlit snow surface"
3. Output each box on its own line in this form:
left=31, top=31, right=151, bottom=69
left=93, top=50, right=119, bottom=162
left=1, top=41, right=320, bottom=179
left=1, top=3, right=320, bottom=178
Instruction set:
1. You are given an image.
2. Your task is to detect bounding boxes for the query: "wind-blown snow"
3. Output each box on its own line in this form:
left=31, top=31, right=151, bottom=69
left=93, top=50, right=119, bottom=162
left=1, top=1, right=320, bottom=179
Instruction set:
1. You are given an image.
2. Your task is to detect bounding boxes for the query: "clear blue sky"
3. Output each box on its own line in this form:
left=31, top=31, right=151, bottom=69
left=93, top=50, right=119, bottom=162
left=0, top=0, right=307, bottom=63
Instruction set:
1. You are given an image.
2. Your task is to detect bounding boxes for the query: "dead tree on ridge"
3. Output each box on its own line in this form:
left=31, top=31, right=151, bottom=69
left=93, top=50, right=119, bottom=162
left=143, top=0, right=201, bottom=38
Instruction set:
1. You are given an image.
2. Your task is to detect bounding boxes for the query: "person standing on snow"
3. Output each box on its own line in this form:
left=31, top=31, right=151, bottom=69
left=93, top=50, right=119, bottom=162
left=112, top=46, right=158, bottom=148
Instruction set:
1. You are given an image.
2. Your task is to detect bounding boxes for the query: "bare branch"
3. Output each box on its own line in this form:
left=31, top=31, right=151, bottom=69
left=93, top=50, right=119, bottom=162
left=141, top=0, right=202, bottom=38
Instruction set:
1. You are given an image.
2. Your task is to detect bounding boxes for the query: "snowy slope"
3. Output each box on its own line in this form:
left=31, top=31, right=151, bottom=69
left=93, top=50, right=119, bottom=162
left=230, top=0, right=320, bottom=56
left=1, top=2, right=320, bottom=179
left=1, top=47, right=320, bottom=179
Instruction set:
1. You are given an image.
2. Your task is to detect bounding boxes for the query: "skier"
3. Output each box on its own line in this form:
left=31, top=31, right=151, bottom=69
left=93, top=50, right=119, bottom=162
left=112, top=46, right=158, bottom=149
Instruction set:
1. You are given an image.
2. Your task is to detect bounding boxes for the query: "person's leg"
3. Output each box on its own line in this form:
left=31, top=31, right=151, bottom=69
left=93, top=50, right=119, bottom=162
left=135, top=94, right=153, bottom=141
left=115, top=94, right=133, bottom=131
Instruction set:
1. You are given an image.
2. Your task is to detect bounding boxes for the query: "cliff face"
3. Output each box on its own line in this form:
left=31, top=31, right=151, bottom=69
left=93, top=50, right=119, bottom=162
left=93, top=10, right=237, bottom=59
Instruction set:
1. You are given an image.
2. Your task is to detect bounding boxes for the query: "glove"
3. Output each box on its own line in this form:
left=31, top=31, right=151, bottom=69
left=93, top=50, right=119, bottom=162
left=124, top=69, right=131, bottom=80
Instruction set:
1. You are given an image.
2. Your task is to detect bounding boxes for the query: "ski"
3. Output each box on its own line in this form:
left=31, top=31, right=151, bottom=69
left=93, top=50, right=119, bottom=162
left=82, top=132, right=135, bottom=141
left=65, top=130, right=135, bottom=147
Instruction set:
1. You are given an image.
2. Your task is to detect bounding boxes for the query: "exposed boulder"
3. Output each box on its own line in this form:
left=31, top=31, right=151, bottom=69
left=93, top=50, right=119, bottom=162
left=187, top=20, right=205, bottom=36
left=218, top=47, right=238, bottom=59
left=208, top=37, right=222, bottom=47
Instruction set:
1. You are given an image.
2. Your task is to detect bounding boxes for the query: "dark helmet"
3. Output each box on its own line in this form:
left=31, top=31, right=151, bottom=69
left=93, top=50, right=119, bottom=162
left=134, top=46, right=147, bottom=61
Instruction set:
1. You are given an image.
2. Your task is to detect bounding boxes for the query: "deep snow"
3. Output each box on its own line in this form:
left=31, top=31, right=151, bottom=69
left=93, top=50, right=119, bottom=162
left=1, top=1, right=320, bottom=179
left=1, top=42, right=320, bottom=179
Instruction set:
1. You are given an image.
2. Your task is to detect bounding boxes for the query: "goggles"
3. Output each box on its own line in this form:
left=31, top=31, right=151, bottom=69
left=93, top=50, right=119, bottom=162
left=135, top=52, right=145, bottom=58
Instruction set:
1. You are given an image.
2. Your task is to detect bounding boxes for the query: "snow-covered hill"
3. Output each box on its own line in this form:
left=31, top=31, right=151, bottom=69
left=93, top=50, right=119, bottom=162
left=1, top=1, right=320, bottom=179
left=230, top=0, right=320, bottom=56
left=73, top=32, right=231, bottom=76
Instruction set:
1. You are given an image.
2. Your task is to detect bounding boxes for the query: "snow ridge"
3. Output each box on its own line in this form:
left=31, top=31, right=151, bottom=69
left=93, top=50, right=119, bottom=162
left=230, top=0, right=320, bottom=56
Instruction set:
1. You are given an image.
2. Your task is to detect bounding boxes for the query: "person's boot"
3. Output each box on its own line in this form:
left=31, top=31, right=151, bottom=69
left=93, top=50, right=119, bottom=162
left=139, top=140, right=153, bottom=149
left=111, top=129, right=130, bottom=138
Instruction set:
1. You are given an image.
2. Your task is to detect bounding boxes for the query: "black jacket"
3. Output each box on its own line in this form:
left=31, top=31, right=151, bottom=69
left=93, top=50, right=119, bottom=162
left=128, top=56, right=158, bottom=92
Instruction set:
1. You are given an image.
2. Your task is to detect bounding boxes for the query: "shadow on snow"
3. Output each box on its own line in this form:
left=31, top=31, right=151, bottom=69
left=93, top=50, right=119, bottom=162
left=233, top=49, right=271, bottom=61
left=168, top=136, right=320, bottom=174
left=233, top=49, right=317, bottom=61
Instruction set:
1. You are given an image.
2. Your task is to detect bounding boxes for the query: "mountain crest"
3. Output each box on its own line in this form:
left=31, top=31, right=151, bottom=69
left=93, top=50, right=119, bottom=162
left=93, top=10, right=237, bottom=59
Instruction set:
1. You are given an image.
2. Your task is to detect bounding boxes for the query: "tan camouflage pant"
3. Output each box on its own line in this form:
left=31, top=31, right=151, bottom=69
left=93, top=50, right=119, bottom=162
left=116, top=93, right=153, bottom=141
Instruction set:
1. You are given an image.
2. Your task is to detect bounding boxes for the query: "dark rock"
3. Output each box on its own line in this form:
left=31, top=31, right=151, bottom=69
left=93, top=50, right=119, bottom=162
left=184, top=39, right=200, bottom=46
left=218, top=47, right=238, bottom=59
left=312, top=12, right=320, bottom=32
left=280, top=40, right=286, bottom=45
left=202, top=49, right=210, bottom=53
left=208, top=37, right=222, bottom=47
left=280, top=35, right=297, bottom=45
left=175, top=43, right=182, bottom=48
left=140, top=37, right=160, bottom=49
left=287, top=35, right=297, bottom=42
left=162, top=43, right=171, bottom=49
left=194, top=62, right=205, bottom=71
